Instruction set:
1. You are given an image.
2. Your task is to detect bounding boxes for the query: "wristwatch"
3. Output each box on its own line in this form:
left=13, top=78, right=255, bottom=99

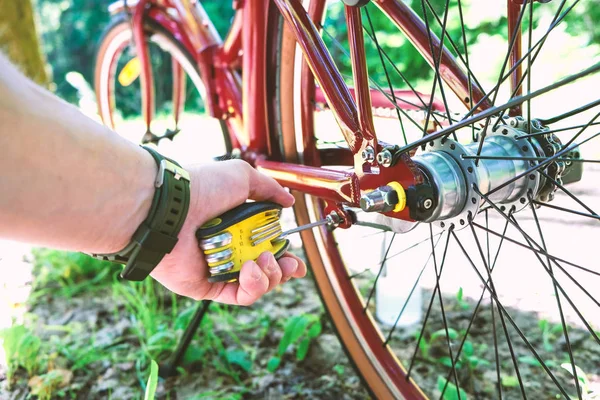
left=92, top=146, right=191, bottom=281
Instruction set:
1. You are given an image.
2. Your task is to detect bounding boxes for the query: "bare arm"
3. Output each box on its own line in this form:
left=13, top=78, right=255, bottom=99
left=0, top=53, right=306, bottom=304
left=0, top=52, right=156, bottom=253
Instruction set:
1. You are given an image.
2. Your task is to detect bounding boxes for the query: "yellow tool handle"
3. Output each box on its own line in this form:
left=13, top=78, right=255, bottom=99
left=196, top=201, right=290, bottom=283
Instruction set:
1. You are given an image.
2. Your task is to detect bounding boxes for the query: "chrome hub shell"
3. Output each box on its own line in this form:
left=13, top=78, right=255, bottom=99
left=413, top=124, right=540, bottom=230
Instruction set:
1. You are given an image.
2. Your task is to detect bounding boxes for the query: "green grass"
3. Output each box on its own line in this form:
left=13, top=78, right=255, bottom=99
left=0, top=247, right=327, bottom=399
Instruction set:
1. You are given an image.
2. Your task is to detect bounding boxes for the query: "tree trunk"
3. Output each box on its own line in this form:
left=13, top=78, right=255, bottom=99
left=0, top=0, right=48, bottom=85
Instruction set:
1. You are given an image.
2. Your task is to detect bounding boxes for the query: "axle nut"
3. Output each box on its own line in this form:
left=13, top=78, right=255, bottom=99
left=360, top=182, right=406, bottom=213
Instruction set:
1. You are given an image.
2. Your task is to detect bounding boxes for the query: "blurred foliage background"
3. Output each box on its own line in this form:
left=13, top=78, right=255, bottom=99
left=24, top=0, right=600, bottom=114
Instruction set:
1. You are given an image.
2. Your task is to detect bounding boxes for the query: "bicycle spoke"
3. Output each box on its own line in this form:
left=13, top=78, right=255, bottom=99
left=526, top=1, right=534, bottom=138
left=454, top=0, right=476, bottom=141
left=360, top=25, right=454, bottom=128
left=427, top=225, right=462, bottom=399
left=528, top=195, right=582, bottom=398
left=532, top=200, right=600, bottom=222
left=451, top=229, right=572, bottom=399
left=384, top=233, right=443, bottom=345
left=485, top=128, right=600, bottom=199
left=364, top=233, right=396, bottom=311
left=439, top=212, right=511, bottom=399
left=463, top=0, right=573, bottom=122
left=538, top=169, right=599, bottom=216
left=419, top=0, right=457, bottom=140
left=473, top=189, right=600, bottom=347
left=364, top=7, right=408, bottom=145
left=462, top=155, right=600, bottom=164
left=541, top=97, right=600, bottom=126
left=473, top=1, right=530, bottom=166
left=493, top=0, right=576, bottom=126
left=407, top=228, right=452, bottom=380
left=396, top=61, right=600, bottom=156
left=321, top=26, right=451, bottom=130
left=348, top=233, right=438, bottom=280
left=422, top=0, right=486, bottom=112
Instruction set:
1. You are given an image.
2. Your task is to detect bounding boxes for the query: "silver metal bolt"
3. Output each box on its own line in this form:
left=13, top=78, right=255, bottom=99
left=360, top=185, right=399, bottom=213
left=376, top=150, right=393, bottom=167
left=361, top=146, right=375, bottom=163
left=422, top=198, right=433, bottom=210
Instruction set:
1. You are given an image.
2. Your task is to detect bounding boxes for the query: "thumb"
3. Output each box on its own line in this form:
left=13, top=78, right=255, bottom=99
left=246, top=163, right=294, bottom=207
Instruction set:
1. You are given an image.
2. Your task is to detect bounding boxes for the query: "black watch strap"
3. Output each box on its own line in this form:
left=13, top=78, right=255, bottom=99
left=92, top=146, right=191, bottom=281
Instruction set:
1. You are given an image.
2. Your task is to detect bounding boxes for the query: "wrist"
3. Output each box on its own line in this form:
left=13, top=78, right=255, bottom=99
left=93, top=146, right=191, bottom=281
left=101, top=146, right=157, bottom=253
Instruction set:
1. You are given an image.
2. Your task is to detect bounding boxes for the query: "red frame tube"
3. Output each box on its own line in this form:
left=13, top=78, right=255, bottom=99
left=345, top=6, right=377, bottom=144
left=508, top=0, right=523, bottom=116
left=242, top=0, right=270, bottom=152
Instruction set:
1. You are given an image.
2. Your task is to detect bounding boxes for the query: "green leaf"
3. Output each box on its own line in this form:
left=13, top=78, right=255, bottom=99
left=148, top=331, right=176, bottom=346
left=144, top=360, right=159, bottom=400
left=333, top=364, right=345, bottom=376
left=456, top=287, right=464, bottom=302
left=518, top=356, right=541, bottom=367
left=225, top=349, right=252, bottom=373
left=501, top=375, right=520, bottom=388
left=174, top=306, right=197, bottom=330
left=431, top=328, right=459, bottom=342
left=307, top=321, right=322, bottom=339
left=267, top=356, right=281, bottom=373
left=278, top=316, right=310, bottom=356
left=418, top=337, right=429, bottom=358
left=183, top=345, right=205, bottom=365
left=296, top=337, right=311, bottom=361
left=437, top=376, right=468, bottom=400
left=438, top=357, right=453, bottom=368
left=463, top=341, right=474, bottom=357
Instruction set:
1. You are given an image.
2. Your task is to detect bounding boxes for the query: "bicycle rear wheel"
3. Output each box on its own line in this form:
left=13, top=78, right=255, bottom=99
left=276, top=1, right=600, bottom=399
left=94, top=13, right=230, bottom=161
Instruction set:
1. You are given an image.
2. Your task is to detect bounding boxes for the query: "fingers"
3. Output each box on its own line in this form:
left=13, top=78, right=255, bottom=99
left=243, top=162, right=294, bottom=207
left=280, top=252, right=307, bottom=279
left=211, top=251, right=306, bottom=306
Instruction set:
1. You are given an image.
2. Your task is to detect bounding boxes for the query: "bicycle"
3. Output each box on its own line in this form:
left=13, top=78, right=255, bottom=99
left=94, top=0, right=600, bottom=398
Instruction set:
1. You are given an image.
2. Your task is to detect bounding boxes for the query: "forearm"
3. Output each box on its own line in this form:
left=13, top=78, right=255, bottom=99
left=0, top=53, right=156, bottom=253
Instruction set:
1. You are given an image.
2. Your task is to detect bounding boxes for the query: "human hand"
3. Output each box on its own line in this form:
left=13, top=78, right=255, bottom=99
left=150, top=160, right=307, bottom=305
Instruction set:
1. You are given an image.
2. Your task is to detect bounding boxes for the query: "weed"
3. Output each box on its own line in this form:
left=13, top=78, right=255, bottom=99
left=0, top=324, right=44, bottom=383
left=267, top=313, right=322, bottom=372
left=27, top=369, right=72, bottom=400
left=144, top=360, right=159, bottom=400
left=31, top=249, right=118, bottom=300
left=416, top=327, right=459, bottom=360
left=437, top=376, right=468, bottom=400
left=538, top=319, right=563, bottom=352
left=333, top=364, right=345, bottom=376
left=456, top=287, right=470, bottom=310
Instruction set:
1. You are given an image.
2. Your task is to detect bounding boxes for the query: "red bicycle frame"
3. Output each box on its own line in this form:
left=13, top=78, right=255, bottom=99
left=112, top=0, right=523, bottom=221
